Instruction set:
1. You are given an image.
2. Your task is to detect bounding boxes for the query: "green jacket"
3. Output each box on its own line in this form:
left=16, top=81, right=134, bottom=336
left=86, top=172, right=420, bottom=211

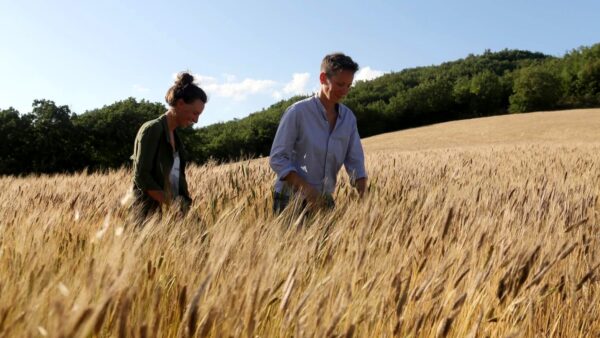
left=131, top=114, right=191, bottom=202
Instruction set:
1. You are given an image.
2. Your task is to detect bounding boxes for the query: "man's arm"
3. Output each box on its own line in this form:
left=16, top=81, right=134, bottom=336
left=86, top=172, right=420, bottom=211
left=269, top=106, right=321, bottom=204
left=269, top=106, right=299, bottom=183
left=344, top=122, right=368, bottom=198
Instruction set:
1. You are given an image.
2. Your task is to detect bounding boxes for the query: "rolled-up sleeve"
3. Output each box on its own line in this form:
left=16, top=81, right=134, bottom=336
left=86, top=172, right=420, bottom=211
left=133, top=123, right=162, bottom=191
left=344, top=123, right=367, bottom=182
left=269, top=106, right=298, bottom=181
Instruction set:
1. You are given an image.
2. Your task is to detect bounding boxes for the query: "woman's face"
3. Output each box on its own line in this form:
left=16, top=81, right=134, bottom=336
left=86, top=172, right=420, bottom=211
left=175, top=99, right=205, bottom=127
left=320, top=70, right=354, bottom=103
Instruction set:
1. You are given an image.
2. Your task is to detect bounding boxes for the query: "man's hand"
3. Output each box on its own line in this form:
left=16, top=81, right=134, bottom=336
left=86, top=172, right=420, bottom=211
left=284, top=172, right=326, bottom=209
left=303, top=185, right=321, bottom=206
left=354, top=178, right=367, bottom=198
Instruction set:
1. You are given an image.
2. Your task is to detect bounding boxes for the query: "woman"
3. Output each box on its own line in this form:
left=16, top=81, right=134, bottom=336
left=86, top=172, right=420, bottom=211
left=130, top=72, right=207, bottom=225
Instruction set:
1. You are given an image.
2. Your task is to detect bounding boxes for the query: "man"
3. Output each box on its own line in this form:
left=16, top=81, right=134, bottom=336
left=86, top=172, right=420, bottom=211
left=269, top=52, right=367, bottom=213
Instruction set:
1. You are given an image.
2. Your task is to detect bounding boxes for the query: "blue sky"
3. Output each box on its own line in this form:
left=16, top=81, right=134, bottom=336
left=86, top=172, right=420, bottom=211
left=1, top=0, right=598, bottom=126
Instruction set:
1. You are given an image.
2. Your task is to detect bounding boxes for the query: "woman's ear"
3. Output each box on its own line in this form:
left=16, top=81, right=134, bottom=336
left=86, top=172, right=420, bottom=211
left=174, top=98, right=186, bottom=110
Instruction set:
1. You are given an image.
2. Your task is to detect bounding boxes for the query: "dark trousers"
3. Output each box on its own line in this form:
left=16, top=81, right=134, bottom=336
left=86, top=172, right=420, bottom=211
left=272, top=191, right=335, bottom=214
left=130, top=187, right=191, bottom=228
left=273, top=191, right=302, bottom=214
left=130, top=188, right=161, bottom=228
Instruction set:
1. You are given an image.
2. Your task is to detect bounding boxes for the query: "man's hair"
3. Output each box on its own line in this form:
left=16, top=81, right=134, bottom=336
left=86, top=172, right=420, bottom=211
left=321, top=53, right=359, bottom=77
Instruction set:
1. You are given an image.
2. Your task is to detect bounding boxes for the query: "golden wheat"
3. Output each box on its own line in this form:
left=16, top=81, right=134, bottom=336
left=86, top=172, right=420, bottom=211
left=1, top=111, right=600, bottom=336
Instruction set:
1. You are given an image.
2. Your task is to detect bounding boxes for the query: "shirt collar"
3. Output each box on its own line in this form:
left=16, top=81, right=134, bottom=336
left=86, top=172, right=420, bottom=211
left=312, top=94, right=345, bottom=121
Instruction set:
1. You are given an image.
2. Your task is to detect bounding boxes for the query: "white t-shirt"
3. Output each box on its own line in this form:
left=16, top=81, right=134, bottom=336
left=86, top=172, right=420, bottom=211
left=169, top=151, right=180, bottom=198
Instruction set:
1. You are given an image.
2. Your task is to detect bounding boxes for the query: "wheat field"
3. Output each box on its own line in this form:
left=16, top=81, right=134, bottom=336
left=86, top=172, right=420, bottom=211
left=1, top=109, right=599, bottom=337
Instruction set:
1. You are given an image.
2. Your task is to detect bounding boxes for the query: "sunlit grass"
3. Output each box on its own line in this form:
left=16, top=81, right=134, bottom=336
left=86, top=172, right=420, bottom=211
left=1, top=110, right=600, bottom=337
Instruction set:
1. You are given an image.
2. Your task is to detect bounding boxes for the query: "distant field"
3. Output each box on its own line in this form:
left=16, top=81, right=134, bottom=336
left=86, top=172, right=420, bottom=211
left=363, top=108, right=600, bottom=151
left=0, top=109, right=599, bottom=337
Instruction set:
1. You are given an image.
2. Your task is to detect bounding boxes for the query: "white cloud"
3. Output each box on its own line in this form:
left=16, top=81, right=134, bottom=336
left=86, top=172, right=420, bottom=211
left=171, top=72, right=217, bottom=86
left=195, top=75, right=218, bottom=86
left=132, top=84, right=149, bottom=93
left=354, top=66, right=384, bottom=83
left=171, top=72, right=276, bottom=101
left=204, top=78, right=277, bottom=101
left=222, top=73, right=237, bottom=82
left=167, top=71, right=314, bottom=102
left=283, top=73, right=311, bottom=95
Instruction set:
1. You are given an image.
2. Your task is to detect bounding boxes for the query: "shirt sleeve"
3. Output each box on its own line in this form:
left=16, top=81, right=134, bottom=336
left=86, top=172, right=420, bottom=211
left=269, top=105, right=299, bottom=181
left=344, top=122, right=367, bottom=182
left=133, top=123, right=163, bottom=192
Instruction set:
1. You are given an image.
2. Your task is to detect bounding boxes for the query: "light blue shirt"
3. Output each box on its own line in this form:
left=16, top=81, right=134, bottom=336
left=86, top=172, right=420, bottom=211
left=269, top=95, right=367, bottom=195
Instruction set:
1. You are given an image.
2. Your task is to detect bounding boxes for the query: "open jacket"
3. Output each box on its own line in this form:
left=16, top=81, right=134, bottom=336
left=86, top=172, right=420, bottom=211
left=131, top=114, right=192, bottom=213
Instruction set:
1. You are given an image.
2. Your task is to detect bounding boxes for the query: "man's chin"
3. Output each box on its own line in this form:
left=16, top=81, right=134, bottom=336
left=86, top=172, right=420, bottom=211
left=332, top=94, right=344, bottom=102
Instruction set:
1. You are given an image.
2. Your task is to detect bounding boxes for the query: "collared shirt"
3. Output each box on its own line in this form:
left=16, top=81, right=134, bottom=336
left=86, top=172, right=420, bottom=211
left=269, top=95, right=367, bottom=195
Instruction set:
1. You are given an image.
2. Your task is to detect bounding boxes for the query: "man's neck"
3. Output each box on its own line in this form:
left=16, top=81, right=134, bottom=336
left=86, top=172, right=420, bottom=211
left=318, top=91, right=337, bottom=114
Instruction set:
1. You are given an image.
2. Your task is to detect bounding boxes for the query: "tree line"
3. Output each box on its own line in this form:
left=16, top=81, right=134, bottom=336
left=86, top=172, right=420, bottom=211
left=1, top=43, right=599, bottom=176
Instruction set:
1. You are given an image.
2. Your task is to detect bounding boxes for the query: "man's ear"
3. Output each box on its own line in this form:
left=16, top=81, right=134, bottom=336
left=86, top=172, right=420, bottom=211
left=319, top=72, right=328, bottom=85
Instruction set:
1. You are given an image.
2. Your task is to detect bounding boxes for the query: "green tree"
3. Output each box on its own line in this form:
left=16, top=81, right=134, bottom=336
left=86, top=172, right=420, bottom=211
left=509, top=68, right=562, bottom=113
left=74, top=98, right=165, bottom=169
left=0, top=108, right=34, bottom=175
left=29, top=100, right=86, bottom=173
left=455, top=71, right=503, bottom=117
left=576, top=59, right=600, bottom=105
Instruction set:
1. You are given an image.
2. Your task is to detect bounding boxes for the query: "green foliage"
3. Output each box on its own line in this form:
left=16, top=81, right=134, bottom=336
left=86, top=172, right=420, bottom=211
left=343, top=49, right=557, bottom=136
left=509, top=67, right=562, bottom=113
left=1, top=44, right=600, bottom=176
left=0, top=107, right=33, bottom=174
left=468, top=71, right=504, bottom=116
left=182, top=97, right=306, bottom=163
left=74, top=97, right=165, bottom=169
left=559, top=44, right=600, bottom=107
left=28, top=100, right=88, bottom=173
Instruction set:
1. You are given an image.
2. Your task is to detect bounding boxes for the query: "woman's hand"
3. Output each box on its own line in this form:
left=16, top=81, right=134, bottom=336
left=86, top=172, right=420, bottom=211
left=146, top=190, right=166, bottom=204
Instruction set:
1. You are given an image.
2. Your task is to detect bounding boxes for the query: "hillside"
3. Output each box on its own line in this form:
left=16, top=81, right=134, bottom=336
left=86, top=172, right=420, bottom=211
left=2, top=43, right=599, bottom=176
left=363, top=108, right=600, bottom=152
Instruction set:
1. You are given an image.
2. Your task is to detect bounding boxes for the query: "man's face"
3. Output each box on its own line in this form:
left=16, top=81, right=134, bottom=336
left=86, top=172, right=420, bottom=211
left=320, top=70, right=354, bottom=103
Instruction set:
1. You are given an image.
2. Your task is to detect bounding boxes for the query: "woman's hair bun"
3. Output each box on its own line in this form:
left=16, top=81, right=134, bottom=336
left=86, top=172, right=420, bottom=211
left=175, top=72, right=195, bottom=87
left=165, top=71, right=208, bottom=106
